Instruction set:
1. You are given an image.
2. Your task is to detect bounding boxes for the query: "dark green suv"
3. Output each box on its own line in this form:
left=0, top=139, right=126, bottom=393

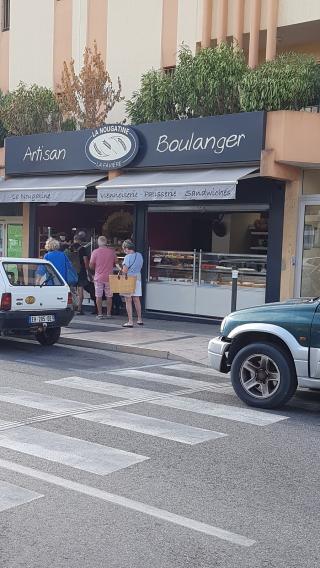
left=208, top=298, right=320, bottom=409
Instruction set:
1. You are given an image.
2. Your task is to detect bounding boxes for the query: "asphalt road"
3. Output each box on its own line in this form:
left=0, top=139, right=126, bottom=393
left=0, top=338, right=319, bottom=568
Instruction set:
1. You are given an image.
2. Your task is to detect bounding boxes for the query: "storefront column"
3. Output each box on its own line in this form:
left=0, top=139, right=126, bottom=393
left=134, top=203, right=147, bottom=310
left=22, top=204, right=30, bottom=257
left=280, top=178, right=302, bottom=300
left=24, top=203, right=37, bottom=258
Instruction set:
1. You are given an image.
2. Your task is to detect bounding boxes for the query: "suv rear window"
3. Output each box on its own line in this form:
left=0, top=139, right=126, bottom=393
left=3, top=262, right=64, bottom=287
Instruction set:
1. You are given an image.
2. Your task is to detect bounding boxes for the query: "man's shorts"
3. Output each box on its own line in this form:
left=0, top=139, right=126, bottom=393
left=94, top=281, right=113, bottom=298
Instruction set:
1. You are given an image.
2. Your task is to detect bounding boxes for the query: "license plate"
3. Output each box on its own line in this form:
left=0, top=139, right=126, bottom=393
left=28, top=315, right=55, bottom=324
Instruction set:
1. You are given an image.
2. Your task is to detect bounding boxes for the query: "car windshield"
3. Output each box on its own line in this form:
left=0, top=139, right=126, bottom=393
left=2, top=262, right=64, bottom=287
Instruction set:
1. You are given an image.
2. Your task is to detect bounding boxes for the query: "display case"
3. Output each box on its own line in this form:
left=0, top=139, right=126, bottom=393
left=146, top=249, right=267, bottom=317
left=199, top=253, right=266, bottom=288
left=148, top=250, right=197, bottom=284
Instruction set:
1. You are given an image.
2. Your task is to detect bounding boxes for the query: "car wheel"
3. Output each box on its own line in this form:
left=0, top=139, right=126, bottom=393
left=231, top=342, right=297, bottom=409
left=35, top=327, right=61, bottom=346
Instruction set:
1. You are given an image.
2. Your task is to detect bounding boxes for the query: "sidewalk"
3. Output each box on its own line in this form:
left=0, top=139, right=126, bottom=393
left=60, top=314, right=220, bottom=366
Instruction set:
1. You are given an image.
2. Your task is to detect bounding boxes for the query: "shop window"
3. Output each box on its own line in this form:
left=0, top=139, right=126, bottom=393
left=1, top=0, right=10, bottom=31
left=300, top=205, right=320, bottom=297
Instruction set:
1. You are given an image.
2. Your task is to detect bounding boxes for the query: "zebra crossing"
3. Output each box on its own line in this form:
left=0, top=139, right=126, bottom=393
left=0, top=362, right=288, bottom=541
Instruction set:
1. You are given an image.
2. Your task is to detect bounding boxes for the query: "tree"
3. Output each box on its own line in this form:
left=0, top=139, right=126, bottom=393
left=58, top=42, right=123, bottom=129
left=126, top=43, right=248, bottom=124
left=0, top=83, right=61, bottom=136
left=240, top=52, right=320, bottom=112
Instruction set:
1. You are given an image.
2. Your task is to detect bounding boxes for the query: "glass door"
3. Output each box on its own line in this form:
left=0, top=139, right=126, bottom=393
left=296, top=200, right=320, bottom=297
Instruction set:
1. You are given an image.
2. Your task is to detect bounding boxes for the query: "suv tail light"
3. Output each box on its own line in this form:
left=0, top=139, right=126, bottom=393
left=1, top=293, right=11, bottom=311
left=67, top=292, right=73, bottom=306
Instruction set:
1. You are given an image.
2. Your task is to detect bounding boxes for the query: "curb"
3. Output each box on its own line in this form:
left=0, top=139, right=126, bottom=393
left=58, top=335, right=190, bottom=362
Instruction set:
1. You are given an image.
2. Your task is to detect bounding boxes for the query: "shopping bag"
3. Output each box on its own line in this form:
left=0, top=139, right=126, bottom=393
left=109, top=273, right=137, bottom=294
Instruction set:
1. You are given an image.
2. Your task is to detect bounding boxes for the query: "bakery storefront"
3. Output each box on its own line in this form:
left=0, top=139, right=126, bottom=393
left=2, top=111, right=285, bottom=319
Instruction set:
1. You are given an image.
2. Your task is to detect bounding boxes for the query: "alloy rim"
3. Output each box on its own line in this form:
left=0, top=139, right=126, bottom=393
left=239, top=353, right=281, bottom=399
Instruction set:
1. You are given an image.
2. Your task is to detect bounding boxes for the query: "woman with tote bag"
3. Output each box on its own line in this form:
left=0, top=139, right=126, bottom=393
left=121, top=240, right=143, bottom=328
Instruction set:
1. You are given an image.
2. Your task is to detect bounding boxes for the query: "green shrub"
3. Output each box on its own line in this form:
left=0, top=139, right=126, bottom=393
left=240, top=52, right=320, bottom=112
left=126, top=69, right=175, bottom=124
left=126, top=43, right=248, bottom=123
left=0, top=83, right=62, bottom=136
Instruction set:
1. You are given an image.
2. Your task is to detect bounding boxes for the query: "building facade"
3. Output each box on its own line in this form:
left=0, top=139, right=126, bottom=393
left=0, top=0, right=320, bottom=319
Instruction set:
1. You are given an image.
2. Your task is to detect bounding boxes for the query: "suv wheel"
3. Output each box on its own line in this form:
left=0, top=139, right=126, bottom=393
left=231, top=342, right=297, bottom=409
left=36, top=327, right=61, bottom=346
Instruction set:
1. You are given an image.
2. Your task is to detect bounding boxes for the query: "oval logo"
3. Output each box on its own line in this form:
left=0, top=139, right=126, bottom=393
left=25, top=296, right=35, bottom=305
left=85, top=125, right=139, bottom=170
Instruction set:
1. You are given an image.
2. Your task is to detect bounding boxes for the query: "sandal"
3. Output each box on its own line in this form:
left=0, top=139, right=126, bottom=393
left=122, top=322, right=133, bottom=328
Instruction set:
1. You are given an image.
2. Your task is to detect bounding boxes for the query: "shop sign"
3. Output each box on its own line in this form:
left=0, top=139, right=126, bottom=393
left=5, top=112, right=265, bottom=176
left=0, top=189, right=85, bottom=203
left=133, top=111, right=266, bottom=168
left=98, top=184, right=236, bottom=202
left=5, top=124, right=140, bottom=176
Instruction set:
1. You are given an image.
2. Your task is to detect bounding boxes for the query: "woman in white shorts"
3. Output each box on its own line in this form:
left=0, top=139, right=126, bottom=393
left=121, top=240, right=143, bottom=328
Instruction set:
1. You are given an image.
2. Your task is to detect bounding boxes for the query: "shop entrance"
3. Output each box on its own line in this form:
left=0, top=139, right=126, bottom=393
left=146, top=205, right=269, bottom=318
left=296, top=197, right=320, bottom=297
left=36, top=202, right=135, bottom=258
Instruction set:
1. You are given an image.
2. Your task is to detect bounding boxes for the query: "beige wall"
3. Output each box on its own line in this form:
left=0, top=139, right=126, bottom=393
left=107, top=0, right=163, bottom=123
left=9, top=0, right=54, bottom=90
left=177, top=0, right=202, bottom=53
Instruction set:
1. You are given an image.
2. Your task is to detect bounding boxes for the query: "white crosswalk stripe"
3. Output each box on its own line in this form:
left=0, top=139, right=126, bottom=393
left=0, top=426, right=148, bottom=475
left=47, top=376, right=162, bottom=400
left=114, top=369, right=232, bottom=393
left=150, top=396, right=287, bottom=426
left=48, top=376, right=287, bottom=426
left=0, top=386, right=227, bottom=444
left=0, top=480, right=43, bottom=512
left=0, top=387, right=94, bottom=413
left=76, top=409, right=226, bottom=445
left=167, top=363, right=228, bottom=377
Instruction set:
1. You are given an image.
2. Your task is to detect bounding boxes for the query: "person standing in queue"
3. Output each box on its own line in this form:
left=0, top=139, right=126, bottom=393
left=89, top=236, right=116, bottom=319
left=43, top=238, right=75, bottom=282
left=68, top=235, right=89, bottom=315
left=121, top=240, right=144, bottom=328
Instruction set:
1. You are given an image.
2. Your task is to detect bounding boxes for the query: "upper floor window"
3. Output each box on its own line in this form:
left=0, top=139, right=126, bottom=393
left=2, top=0, right=10, bottom=31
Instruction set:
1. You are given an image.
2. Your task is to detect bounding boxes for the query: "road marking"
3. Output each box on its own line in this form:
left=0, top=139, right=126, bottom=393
left=73, top=361, right=176, bottom=375
left=0, top=459, right=255, bottom=547
left=115, top=369, right=232, bottom=393
left=150, top=397, right=287, bottom=426
left=0, top=388, right=94, bottom=413
left=0, top=480, right=43, bottom=512
left=48, top=377, right=287, bottom=426
left=168, top=363, right=228, bottom=378
left=76, top=409, right=227, bottom=445
left=0, top=426, right=148, bottom=475
left=47, top=376, right=164, bottom=400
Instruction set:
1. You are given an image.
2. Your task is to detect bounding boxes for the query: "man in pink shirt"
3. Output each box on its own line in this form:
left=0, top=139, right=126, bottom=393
left=89, top=236, right=116, bottom=319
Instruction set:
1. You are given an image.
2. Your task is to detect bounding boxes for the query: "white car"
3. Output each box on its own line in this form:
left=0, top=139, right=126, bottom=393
left=0, top=257, right=74, bottom=346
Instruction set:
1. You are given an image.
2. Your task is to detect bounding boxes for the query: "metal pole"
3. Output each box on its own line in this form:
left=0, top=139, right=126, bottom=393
left=198, top=249, right=202, bottom=286
left=231, top=268, right=239, bottom=312
left=147, top=247, right=151, bottom=282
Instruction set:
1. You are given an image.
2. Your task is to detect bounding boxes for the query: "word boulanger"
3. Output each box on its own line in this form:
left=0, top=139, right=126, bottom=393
left=23, top=146, right=66, bottom=162
left=156, top=132, right=246, bottom=155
